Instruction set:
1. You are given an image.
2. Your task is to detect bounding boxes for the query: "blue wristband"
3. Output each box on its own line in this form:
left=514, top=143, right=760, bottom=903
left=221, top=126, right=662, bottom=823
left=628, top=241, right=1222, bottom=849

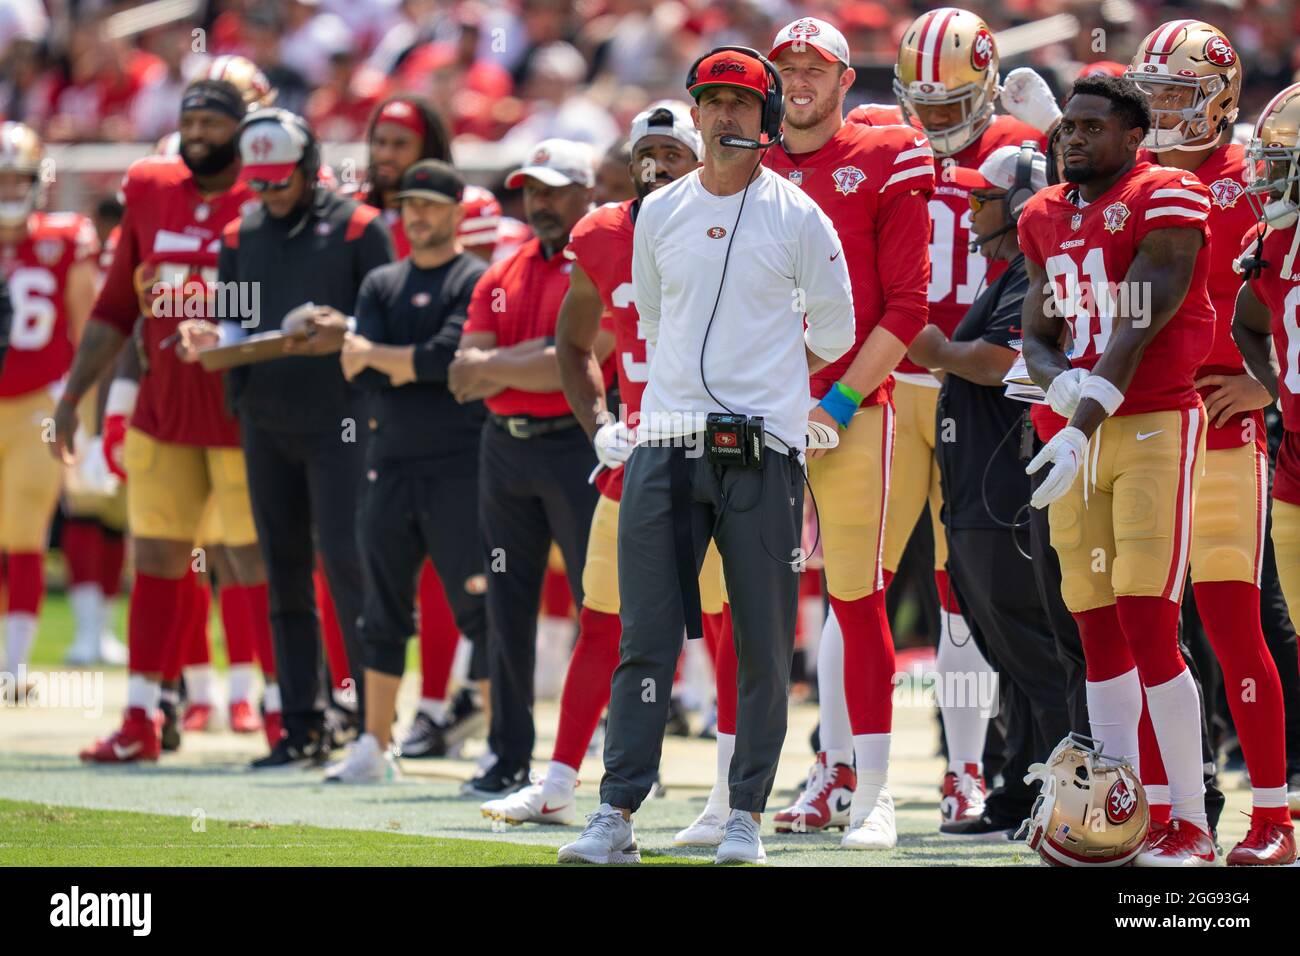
left=818, top=381, right=862, bottom=428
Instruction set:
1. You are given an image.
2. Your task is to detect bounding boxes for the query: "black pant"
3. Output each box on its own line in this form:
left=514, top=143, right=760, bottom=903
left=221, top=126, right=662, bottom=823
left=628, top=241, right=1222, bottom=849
left=947, top=525, right=1072, bottom=823
left=479, top=420, right=599, bottom=768
left=357, top=463, right=486, bottom=676
left=241, top=416, right=366, bottom=741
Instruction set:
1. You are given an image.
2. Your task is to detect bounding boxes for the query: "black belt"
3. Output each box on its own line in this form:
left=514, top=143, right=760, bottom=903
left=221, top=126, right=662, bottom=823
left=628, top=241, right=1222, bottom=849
left=489, top=413, right=579, bottom=439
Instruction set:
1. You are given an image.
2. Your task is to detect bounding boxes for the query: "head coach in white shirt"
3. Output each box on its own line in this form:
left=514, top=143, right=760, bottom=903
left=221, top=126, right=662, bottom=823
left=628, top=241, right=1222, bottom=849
left=560, top=47, right=854, bottom=866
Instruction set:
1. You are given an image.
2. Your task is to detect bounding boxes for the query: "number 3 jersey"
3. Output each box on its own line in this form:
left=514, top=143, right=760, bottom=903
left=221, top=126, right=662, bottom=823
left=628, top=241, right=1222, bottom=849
left=1017, top=161, right=1215, bottom=416
left=0, top=212, right=99, bottom=397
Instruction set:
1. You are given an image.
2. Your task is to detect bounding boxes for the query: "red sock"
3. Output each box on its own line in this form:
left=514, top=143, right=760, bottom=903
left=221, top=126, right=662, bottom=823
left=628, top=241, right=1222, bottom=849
left=702, top=611, right=724, bottom=663
left=61, top=521, right=101, bottom=586
left=1196, top=580, right=1287, bottom=794
left=934, top=569, right=962, bottom=615
left=1137, top=694, right=1169, bottom=813
left=219, top=586, right=255, bottom=665
left=4, top=552, right=44, bottom=615
left=418, top=560, right=459, bottom=701
left=185, top=582, right=212, bottom=667
left=1072, top=604, right=1135, bottom=680
left=164, top=575, right=201, bottom=682
left=830, top=589, right=894, bottom=735
left=1115, top=595, right=1185, bottom=687
left=541, top=565, right=573, bottom=618
left=551, top=606, right=621, bottom=770
left=127, top=574, right=188, bottom=674
left=237, top=582, right=277, bottom=680
left=315, top=566, right=350, bottom=690
left=100, top=532, right=125, bottom=598
left=715, top=604, right=738, bottom=736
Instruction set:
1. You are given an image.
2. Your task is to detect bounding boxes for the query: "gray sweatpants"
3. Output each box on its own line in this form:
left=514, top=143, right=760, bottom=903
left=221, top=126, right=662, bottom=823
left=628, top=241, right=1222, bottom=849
left=600, top=442, right=804, bottom=813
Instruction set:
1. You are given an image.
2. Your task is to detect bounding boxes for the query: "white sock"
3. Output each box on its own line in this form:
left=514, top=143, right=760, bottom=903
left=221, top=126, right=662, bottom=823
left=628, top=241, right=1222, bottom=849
left=263, top=682, right=281, bottom=713
left=418, top=697, right=447, bottom=722
left=544, top=760, right=579, bottom=795
left=183, top=664, right=214, bottom=705
left=1086, top=667, right=1143, bottom=771
left=710, top=732, right=736, bottom=811
left=127, top=673, right=161, bottom=715
left=1144, top=669, right=1207, bottom=832
left=68, top=583, right=104, bottom=654
left=1253, top=785, right=1287, bottom=810
left=817, top=609, right=852, bottom=758
left=850, top=733, right=890, bottom=822
left=3, top=613, right=37, bottom=672
left=800, top=593, right=825, bottom=667
left=228, top=663, right=254, bottom=703
left=681, top=636, right=714, bottom=713
left=935, top=610, right=993, bottom=769
left=1145, top=784, right=1171, bottom=808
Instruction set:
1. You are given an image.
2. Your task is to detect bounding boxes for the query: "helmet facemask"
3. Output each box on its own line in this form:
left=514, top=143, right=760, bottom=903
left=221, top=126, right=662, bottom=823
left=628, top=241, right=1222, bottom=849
left=894, top=75, right=995, bottom=156
left=1246, top=142, right=1300, bottom=228
left=1128, top=73, right=1230, bottom=151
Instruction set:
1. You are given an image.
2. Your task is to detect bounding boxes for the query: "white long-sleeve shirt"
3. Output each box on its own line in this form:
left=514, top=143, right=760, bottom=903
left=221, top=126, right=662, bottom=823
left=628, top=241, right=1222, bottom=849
left=632, top=165, right=854, bottom=451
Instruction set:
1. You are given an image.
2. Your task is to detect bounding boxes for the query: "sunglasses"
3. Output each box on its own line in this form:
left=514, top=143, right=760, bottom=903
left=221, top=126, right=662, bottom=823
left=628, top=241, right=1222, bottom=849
left=247, top=176, right=294, bottom=193
left=968, top=191, right=1005, bottom=212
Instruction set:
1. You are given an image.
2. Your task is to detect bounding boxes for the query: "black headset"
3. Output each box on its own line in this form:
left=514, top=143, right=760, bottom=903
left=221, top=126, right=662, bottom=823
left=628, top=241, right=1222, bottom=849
left=238, top=108, right=321, bottom=184
left=685, top=46, right=784, bottom=148
left=1004, top=140, right=1039, bottom=224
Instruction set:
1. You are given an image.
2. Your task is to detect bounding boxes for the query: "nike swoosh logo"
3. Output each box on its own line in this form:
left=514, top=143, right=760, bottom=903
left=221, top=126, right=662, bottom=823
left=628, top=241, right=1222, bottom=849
left=541, top=802, right=567, bottom=814
left=833, top=795, right=852, bottom=813
left=1136, top=430, right=1164, bottom=441
left=113, top=741, right=142, bottom=759
left=830, top=250, right=842, bottom=261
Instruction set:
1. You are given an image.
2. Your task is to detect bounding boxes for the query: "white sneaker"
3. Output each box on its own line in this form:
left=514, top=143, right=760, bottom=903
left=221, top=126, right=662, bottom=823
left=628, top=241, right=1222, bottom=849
left=65, top=631, right=101, bottom=667
left=842, top=788, right=897, bottom=850
left=99, top=631, right=128, bottom=666
left=323, top=734, right=400, bottom=783
left=558, top=804, right=640, bottom=864
left=715, top=809, right=766, bottom=865
left=674, top=805, right=728, bottom=846
left=481, top=782, right=576, bottom=825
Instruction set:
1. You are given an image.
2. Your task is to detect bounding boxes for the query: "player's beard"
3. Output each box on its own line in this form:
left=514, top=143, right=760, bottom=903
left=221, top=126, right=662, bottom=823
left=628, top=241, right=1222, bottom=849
left=1062, top=161, right=1095, bottom=184
left=783, top=94, right=838, bottom=132
left=182, top=135, right=239, bottom=177
left=410, top=222, right=456, bottom=250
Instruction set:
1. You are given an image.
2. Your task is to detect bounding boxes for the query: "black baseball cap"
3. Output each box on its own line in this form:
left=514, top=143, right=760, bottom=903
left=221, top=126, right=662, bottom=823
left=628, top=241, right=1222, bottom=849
left=394, top=160, right=464, bottom=204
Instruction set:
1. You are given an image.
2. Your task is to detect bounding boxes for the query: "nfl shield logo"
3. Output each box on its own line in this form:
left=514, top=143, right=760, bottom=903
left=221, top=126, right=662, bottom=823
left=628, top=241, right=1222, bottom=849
left=789, top=170, right=804, bottom=186
left=34, top=238, right=62, bottom=265
left=1070, top=212, right=1083, bottom=232
left=832, top=166, right=866, bottom=195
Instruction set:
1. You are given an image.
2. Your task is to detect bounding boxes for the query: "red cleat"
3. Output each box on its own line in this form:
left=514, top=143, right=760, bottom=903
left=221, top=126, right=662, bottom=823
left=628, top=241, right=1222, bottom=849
left=1135, top=819, right=1217, bottom=867
left=229, top=700, right=263, bottom=734
left=80, top=708, right=161, bottom=763
left=1227, top=819, right=1297, bottom=866
left=940, top=763, right=986, bottom=825
left=263, top=710, right=284, bottom=750
left=773, top=752, right=856, bottom=832
left=182, top=703, right=213, bottom=732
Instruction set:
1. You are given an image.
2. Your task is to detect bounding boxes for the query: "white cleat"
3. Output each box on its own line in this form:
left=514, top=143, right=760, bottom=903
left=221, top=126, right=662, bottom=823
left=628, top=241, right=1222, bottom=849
left=99, top=631, right=128, bottom=666
left=323, top=734, right=400, bottom=783
left=674, top=805, right=728, bottom=846
left=480, top=782, right=576, bottom=825
left=715, top=809, right=766, bottom=865
left=842, top=788, right=897, bottom=850
left=558, top=804, right=641, bottom=864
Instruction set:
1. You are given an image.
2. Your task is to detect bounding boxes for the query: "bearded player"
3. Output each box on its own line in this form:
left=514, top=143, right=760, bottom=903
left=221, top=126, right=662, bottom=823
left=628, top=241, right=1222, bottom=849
left=1233, top=80, right=1300, bottom=858
left=1021, top=75, right=1218, bottom=866
left=0, top=122, right=98, bottom=682
left=749, top=18, right=934, bottom=848
left=51, top=75, right=270, bottom=763
left=1124, top=21, right=1293, bottom=866
left=849, top=8, right=1045, bottom=823
left=479, top=101, right=730, bottom=826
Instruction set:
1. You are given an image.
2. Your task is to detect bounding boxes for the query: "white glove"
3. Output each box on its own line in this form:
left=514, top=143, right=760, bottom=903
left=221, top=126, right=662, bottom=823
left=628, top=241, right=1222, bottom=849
left=1000, top=67, right=1062, bottom=134
left=806, top=419, right=840, bottom=450
left=1026, top=426, right=1088, bottom=509
left=1045, top=367, right=1089, bottom=418
left=593, top=420, right=634, bottom=470
left=76, top=436, right=121, bottom=496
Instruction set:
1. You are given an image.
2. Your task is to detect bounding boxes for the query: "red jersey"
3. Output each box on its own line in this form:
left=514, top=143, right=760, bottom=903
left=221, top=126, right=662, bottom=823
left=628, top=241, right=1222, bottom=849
left=1246, top=222, right=1300, bottom=504
left=1018, top=162, right=1215, bottom=417
left=0, top=212, right=99, bottom=397
left=764, top=122, right=935, bottom=402
left=92, top=155, right=261, bottom=447
left=849, top=107, right=1046, bottom=376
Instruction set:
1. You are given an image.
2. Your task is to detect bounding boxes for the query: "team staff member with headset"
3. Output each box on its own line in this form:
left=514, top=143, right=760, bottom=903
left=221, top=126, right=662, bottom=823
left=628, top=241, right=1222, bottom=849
left=181, top=109, right=394, bottom=768
left=909, top=143, right=1071, bottom=838
left=559, top=48, right=853, bottom=866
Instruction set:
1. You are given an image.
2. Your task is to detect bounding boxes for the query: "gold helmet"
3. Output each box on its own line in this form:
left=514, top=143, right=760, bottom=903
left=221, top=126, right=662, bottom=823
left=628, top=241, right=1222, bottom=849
left=894, top=7, right=999, bottom=156
left=1124, top=20, right=1241, bottom=151
left=1245, top=82, right=1300, bottom=228
left=1019, top=734, right=1149, bottom=867
left=195, top=55, right=277, bottom=113
left=0, top=121, right=45, bottom=227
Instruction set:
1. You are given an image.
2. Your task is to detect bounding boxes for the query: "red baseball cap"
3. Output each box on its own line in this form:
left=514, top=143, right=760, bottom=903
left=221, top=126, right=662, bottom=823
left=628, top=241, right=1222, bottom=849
left=688, top=50, right=768, bottom=104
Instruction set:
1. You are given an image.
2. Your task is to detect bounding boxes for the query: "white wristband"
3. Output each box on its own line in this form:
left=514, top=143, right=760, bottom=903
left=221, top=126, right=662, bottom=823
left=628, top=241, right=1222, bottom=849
left=105, top=379, right=139, bottom=418
left=1079, top=374, right=1124, bottom=416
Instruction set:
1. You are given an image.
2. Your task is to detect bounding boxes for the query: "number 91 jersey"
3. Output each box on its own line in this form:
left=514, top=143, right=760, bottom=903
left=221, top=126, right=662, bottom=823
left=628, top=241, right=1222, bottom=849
left=1017, top=161, right=1215, bottom=416
left=0, top=212, right=99, bottom=397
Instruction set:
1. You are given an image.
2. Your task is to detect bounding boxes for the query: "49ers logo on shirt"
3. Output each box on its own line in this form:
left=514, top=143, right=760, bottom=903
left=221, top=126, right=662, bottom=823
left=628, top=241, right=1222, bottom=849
left=970, top=29, right=994, bottom=71
left=1209, top=177, right=1244, bottom=208
left=1102, top=200, right=1131, bottom=234
left=706, top=226, right=727, bottom=239
left=33, top=238, right=62, bottom=266
left=832, top=166, right=866, bottom=195
left=1203, top=36, right=1236, bottom=67
left=1106, top=778, right=1138, bottom=824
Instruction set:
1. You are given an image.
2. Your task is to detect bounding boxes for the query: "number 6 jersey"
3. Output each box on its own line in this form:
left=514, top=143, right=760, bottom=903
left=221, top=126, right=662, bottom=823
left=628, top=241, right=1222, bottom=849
left=1017, top=160, right=1215, bottom=415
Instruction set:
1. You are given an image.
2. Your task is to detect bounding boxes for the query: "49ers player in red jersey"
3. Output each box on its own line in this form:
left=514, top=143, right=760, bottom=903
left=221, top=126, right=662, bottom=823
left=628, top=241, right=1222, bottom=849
left=1124, top=21, right=1294, bottom=866
left=0, top=122, right=98, bottom=683
left=51, top=76, right=270, bottom=764
left=759, top=18, right=934, bottom=849
left=849, top=8, right=1046, bottom=824
left=1021, top=74, right=1219, bottom=866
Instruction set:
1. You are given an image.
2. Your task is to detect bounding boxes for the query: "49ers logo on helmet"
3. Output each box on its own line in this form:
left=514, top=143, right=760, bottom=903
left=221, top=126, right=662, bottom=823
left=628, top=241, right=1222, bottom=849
left=970, top=29, right=994, bottom=71
left=1204, top=36, right=1236, bottom=67
left=1106, top=778, right=1138, bottom=824
left=707, top=226, right=727, bottom=239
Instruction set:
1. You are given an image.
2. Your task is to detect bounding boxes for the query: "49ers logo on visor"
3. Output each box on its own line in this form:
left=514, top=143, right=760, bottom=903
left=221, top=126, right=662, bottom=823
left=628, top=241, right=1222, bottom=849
left=250, top=135, right=274, bottom=160
left=533, top=147, right=550, bottom=164
left=970, top=29, right=994, bottom=71
left=707, top=226, right=727, bottom=239
left=1204, top=36, right=1236, bottom=67
left=832, top=166, right=866, bottom=195
left=1209, top=177, right=1244, bottom=208
left=710, top=59, right=748, bottom=78
left=1102, top=200, right=1130, bottom=234
left=1106, top=778, right=1138, bottom=824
